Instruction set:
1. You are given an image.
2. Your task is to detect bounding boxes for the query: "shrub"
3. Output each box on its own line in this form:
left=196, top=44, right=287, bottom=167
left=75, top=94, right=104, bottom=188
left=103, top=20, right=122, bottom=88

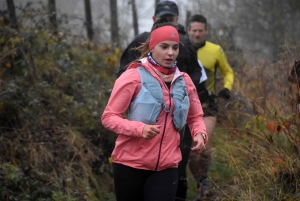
left=0, top=4, right=117, bottom=200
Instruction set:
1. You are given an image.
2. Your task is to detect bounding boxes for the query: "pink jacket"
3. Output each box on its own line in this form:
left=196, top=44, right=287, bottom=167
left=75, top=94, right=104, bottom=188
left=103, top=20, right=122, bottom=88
left=101, top=58, right=206, bottom=171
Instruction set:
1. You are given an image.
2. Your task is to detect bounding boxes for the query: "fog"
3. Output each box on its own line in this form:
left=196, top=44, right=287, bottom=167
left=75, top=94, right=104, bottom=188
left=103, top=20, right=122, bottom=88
left=3, top=0, right=300, bottom=65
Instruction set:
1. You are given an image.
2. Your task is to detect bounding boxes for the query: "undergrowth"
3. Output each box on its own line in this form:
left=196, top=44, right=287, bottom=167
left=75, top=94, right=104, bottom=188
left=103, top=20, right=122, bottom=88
left=190, top=47, right=300, bottom=200
left=0, top=4, right=117, bottom=201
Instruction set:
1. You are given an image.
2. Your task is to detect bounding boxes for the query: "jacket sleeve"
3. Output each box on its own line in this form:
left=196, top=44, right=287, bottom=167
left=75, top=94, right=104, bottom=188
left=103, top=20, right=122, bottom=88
left=217, top=47, right=234, bottom=90
left=117, top=32, right=149, bottom=77
left=101, top=69, right=145, bottom=137
left=183, top=74, right=208, bottom=143
left=182, top=37, right=202, bottom=87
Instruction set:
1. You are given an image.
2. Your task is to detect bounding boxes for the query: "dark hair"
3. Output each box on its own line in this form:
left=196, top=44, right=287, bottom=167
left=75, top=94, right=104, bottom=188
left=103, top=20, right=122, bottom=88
left=135, top=18, right=176, bottom=58
left=188, top=14, right=207, bottom=28
left=176, top=23, right=186, bottom=35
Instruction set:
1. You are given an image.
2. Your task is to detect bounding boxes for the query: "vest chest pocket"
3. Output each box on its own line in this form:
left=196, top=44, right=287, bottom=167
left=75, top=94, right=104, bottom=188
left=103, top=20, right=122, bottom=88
left=172, top=80, right=190, bottom=131
left=128, top=67, right=163, bottom=125
left=129, top=86, right=163, bottom=125
left=144, top=82, right=162, bottom=99
left=173, top=94, right=189, bottom=131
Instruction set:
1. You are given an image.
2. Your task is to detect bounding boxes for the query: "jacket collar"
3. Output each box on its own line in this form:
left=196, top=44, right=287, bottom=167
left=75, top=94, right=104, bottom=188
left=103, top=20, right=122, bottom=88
left=128, top=58, right=183, bottom=83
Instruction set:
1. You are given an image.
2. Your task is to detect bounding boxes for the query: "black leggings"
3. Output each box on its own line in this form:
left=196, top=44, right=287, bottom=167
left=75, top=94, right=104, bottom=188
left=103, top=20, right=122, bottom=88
left=176, top=126, right=193, bottom=201
left=113, top=163, right=178, bottom=201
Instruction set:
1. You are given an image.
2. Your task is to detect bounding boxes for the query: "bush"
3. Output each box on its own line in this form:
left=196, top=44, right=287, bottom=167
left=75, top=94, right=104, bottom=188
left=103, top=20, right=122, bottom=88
left=210, top=45, right=300, bottom=200
left=0, top=5, right=117, bottom=201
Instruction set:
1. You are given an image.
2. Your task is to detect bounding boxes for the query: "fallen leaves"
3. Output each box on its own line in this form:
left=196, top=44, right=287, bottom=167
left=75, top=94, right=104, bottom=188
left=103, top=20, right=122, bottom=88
left=266, top=121, right=277, bottom=133
left=283, top=121, right=291, bottom=128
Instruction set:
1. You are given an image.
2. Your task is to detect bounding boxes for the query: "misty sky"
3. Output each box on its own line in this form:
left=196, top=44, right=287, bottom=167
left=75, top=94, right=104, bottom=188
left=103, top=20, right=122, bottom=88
left=3, top=0, right=188, bottom=37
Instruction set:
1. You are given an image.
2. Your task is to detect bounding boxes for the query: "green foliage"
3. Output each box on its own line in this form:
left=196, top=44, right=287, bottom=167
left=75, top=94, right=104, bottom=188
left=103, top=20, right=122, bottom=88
left=0, top=4, right=118, bottom=201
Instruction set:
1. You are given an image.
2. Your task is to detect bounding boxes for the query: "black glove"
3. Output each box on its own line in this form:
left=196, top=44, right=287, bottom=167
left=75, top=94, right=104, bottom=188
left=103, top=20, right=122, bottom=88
left=218, top=88, right=230, bottom=100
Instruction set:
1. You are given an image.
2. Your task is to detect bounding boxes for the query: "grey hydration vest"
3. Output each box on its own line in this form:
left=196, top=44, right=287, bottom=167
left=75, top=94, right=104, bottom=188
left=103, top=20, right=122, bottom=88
left=128, top=67, right=190, bottom=131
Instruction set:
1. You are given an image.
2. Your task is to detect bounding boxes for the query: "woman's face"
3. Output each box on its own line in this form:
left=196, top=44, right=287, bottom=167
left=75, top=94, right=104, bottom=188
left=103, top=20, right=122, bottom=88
left=151, top=41, right=179, bottom=68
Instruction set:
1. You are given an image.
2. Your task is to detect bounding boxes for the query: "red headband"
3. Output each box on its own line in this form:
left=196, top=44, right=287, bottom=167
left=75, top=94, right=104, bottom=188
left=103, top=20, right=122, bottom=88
left=149, top=26, right=179, bottom=50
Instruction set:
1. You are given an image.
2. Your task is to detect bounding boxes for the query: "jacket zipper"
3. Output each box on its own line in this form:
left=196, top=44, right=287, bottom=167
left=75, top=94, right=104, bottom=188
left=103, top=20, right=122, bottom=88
left=154, top=75, right=183, bottom=171
left=155, top=92, right=171, bottom=171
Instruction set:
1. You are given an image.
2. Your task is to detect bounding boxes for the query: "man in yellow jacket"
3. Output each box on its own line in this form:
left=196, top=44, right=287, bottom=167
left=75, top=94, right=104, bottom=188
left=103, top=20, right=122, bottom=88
left=186, top=14, right=234, bottom=199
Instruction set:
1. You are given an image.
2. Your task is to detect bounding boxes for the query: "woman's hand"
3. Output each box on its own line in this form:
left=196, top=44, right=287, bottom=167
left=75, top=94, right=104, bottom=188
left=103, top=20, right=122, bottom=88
left=142, top=125, right=161, bottom=140
left=191, top=133, right=206, bottom=153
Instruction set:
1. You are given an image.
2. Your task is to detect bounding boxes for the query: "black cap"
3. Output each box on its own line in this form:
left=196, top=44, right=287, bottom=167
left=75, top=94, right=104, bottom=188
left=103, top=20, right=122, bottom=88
left=154, top=1, right=179, bottom=17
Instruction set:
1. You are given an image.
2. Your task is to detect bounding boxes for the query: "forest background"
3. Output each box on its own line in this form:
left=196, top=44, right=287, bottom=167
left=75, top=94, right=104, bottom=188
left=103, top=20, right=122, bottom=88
left=1, top=0, right=300, bottom=200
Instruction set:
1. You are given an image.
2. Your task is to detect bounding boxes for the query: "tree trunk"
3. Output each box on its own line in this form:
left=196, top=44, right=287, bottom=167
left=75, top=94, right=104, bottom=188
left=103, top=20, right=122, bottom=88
left=155, top=0, right=160, bottom=9
left=48, top=0, right=57, bottom=29
left=84, top=0, right=93, bottom=41
left=185, top=10, right=191, bottom=29
left=6, top=0, right=18, bottom=29
left=131, top=0, right=139, bottom=36
left=110, top=0, right=119, bottom=47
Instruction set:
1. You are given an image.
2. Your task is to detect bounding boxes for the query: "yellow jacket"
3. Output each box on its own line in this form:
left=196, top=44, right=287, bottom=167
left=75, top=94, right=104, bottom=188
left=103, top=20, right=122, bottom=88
left=197, top=41, right=234, bottom=93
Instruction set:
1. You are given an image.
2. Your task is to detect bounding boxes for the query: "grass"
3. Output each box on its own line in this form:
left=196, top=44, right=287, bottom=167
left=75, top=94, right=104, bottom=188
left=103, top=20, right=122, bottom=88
left=186, top=126, right=240, bottom=201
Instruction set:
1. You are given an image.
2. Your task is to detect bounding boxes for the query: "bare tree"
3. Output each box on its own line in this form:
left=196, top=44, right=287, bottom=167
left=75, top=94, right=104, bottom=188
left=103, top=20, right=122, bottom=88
left=188, top=0, right=300, bottom=63
left=48, top=0, right=57, bottom=29
left=110, top=0, right=119, bottom=47
left=155, top=0, right=159, bottom=9
left=130, top=0, right=139, bottom=36
left=234, top=0, right=295, bottom=61
left=6, top=0, right=18, bottom=29
left=84, top=0, right=93, bottom=41
left=185, top=10, right=191, bottom=29
left=288, top=0, right=300, bottom=10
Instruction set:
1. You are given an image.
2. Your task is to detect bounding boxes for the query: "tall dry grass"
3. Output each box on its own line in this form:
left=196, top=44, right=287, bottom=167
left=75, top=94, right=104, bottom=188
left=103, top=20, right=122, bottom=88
left=207, top=46, right=300, bottom=200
